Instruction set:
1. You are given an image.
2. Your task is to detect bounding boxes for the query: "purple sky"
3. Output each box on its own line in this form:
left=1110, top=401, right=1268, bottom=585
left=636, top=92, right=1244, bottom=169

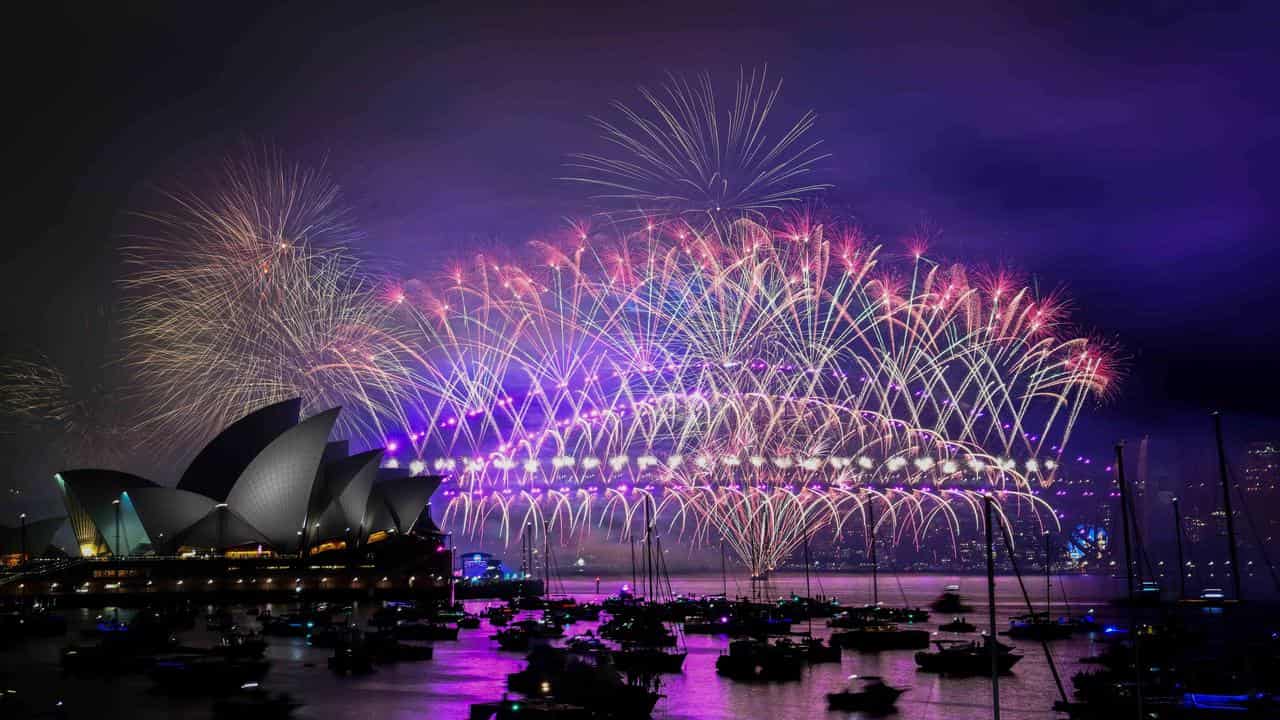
left=3, top=1, right=1279, bottom=510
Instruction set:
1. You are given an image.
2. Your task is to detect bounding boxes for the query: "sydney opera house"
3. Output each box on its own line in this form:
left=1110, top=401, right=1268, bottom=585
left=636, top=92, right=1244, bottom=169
left=53, top=399, right=442, bottom=560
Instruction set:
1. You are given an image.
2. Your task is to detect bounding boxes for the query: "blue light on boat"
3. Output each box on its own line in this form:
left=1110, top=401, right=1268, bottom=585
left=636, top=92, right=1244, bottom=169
left=1183, top=692, right=1252, bottom=711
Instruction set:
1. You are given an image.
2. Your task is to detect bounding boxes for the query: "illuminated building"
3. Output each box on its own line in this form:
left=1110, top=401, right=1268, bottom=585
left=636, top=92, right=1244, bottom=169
left=1242, top=441, right=1279, bottom=494
left=53, top=398, right=440, bottom=558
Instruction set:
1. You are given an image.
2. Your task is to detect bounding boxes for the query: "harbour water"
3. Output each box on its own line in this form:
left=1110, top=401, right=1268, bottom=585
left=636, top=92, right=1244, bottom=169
left=3, top=573, right=1132, bottom=719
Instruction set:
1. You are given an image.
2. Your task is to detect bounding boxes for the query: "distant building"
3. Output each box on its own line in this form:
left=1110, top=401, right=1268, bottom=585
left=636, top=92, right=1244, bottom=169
left=0, top=516, right=66, bottom=566
left=1242, top=441, right=1279, bottom=494
left=53, top=398, right=442, bottom=558
left=460, top=551, right=507, bottom=580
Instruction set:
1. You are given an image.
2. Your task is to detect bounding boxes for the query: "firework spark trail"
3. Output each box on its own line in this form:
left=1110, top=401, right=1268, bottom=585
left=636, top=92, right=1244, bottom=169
left=0, top=355, right=134, bottom=468
left=0, top=357, right=76, bottom=426
left=563, top=66, right=832, bottom=226
left=403, top=215, right=1114, bottom=576
left=120, top=153, right=431, bottom=450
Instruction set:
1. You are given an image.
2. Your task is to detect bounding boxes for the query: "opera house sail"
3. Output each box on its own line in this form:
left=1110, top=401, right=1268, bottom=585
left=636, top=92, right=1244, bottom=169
left=52, top=399, right=441, bottom=558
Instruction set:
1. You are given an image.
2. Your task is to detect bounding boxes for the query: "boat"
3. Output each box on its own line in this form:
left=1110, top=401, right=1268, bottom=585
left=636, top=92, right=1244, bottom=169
left=775, top=595, right=841, bottom=620
left=150, top=656, right=270, bottom=694
left=611, top=645, right=686, bottom=674
left=324, top=626, right=375, bottom=675
left=602, top=591, right=644, bottom=615
left=328, top=644, right=374, bottom=675
left=495, top=627, right=533, bottom=651
left=520, top=618, right=567, bottom=638
left=470, top=696, right=592, bottom=719
left=799, top=636, right=842, bottom=663
left=1003, top=612, right=1073, bottom=641
left=565, top=632, right=610, bottom=656
left=683, top=603, right=793, bottom=637
left=914, top=638, right=1023, bottom=675
left=828, top=610, right=876, bottom=629
left=260, top=614, right=314, bottom=637
left=81, top=610, right=176, bottom=648
left=212, top=682, right=301, bottom=718
left=364, top=630, right=434, bottom=663
left=1197, top=587, right=1227, bottom=607
left=1111, top=580, right=1164, bottom=608
left=938, top=617, right=976, bottom=634
left=60, top=639, right=171, bottom=674
left=831, top=621, right=930, bottom=651
left=827, top=675, right=907, bottom=712
left=829, top=604, right=930, bottom=628
left=394, top=620, right=459, bottom=641
left=494, top=620, right=561, bottom=651
left=567, top=603, right=603, bottom=622
left=714, top=638, right=806, bottom=682
left=486, top=605, right=515, bottom=626
left=206, top=610, right=235, bottom=632
left=371, top=604, right=423, bottom=628
left=871, top=605, right=930, bottom=624
left=182, top=630, right=267, bottom=659
left=1182, top=692, right=1280, bottom=715
left=507, top=646, right=661, bottom=719
left=0, top=607, right=67, bottom=638
left=790, top=535, right=839, bottom=666
left=930, top=585, right=974, bottom=614
left=599, top=614, right=674, bottom=647
left=307, top=623, right=353, bottom=648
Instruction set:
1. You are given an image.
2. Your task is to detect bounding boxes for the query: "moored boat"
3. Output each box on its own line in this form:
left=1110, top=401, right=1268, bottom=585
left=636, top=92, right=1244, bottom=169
left=826, top=675, right=907, bottom=712
left=930, top=585, right=974, bottom=614
left=938, top=617, right=976, bottom=634
left=212, top=682, right=301, bottom=718
left=714, top=638, right=805, bottom=683
left=1003, top=612, right=1073, bottom=641
left=508, top=646, right=661, bottom=719
left=831, top=621, right=930, bottom=651
left=914, top=638, right=1023, bottom=675
left=612, top=645, right=686, bottom=674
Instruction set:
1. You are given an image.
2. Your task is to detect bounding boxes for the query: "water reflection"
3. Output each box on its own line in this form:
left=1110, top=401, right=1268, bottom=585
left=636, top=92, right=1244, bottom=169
left=4, top=574, right=1125, bottom=719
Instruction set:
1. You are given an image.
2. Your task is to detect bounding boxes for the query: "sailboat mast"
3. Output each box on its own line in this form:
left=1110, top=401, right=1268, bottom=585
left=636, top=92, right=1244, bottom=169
left=1213, top=412, right=1243, bottom=602
left=1172, top=497, right=1186, bottom=600
left=867, top=493, right=879, bottom=606
left=542, top=520, right=550, bottom=594
left=720, top=540, right=727, bottom=597
left=1115, top=443, right=1136, bottom=606
left=644, top=495, right=654, bottom=600
left=1044, top=531, right=1052, bottom=618
left=804, top=532, right=813, bottom=635
left=804, top=532, right=812, bottom=598
left=1115, top=442, right=1144, bottom=720
left=984, top=494, right=1001, bottom=720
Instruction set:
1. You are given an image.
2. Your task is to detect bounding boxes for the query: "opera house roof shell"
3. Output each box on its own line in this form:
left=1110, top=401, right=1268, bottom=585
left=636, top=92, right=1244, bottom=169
left=55, top=399, right=440, bottom=557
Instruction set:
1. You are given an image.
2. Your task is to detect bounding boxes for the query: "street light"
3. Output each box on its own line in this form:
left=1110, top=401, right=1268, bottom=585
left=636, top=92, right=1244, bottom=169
left=112, top=499, right=121, bottom=557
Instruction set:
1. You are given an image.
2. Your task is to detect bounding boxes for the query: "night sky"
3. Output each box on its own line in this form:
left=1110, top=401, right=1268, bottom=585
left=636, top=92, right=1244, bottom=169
left=4, top=1, right=1280, bottom=514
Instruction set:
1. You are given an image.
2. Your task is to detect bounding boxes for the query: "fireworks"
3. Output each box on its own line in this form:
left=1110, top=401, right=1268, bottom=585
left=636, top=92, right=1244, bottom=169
left=0, top=356, right=77, bottom=426
left=397, top=214, right=1113, bottom=575
left=564, top=67, right=831, bottom=225
left=0, top=355, right=132, bottom=467
left=120, top=153, right=427, bottom=450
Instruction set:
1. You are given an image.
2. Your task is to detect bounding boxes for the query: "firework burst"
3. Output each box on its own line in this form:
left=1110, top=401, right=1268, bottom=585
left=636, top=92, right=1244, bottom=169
left=396, top=216, right=1114, bottom=575
left=564, top=66, right=831, bottom=226
left=0, top=356, right=77, bottom=426
left=120, top=153, right=427, bottom=450
left=0, top=355, right=133, bottom=468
